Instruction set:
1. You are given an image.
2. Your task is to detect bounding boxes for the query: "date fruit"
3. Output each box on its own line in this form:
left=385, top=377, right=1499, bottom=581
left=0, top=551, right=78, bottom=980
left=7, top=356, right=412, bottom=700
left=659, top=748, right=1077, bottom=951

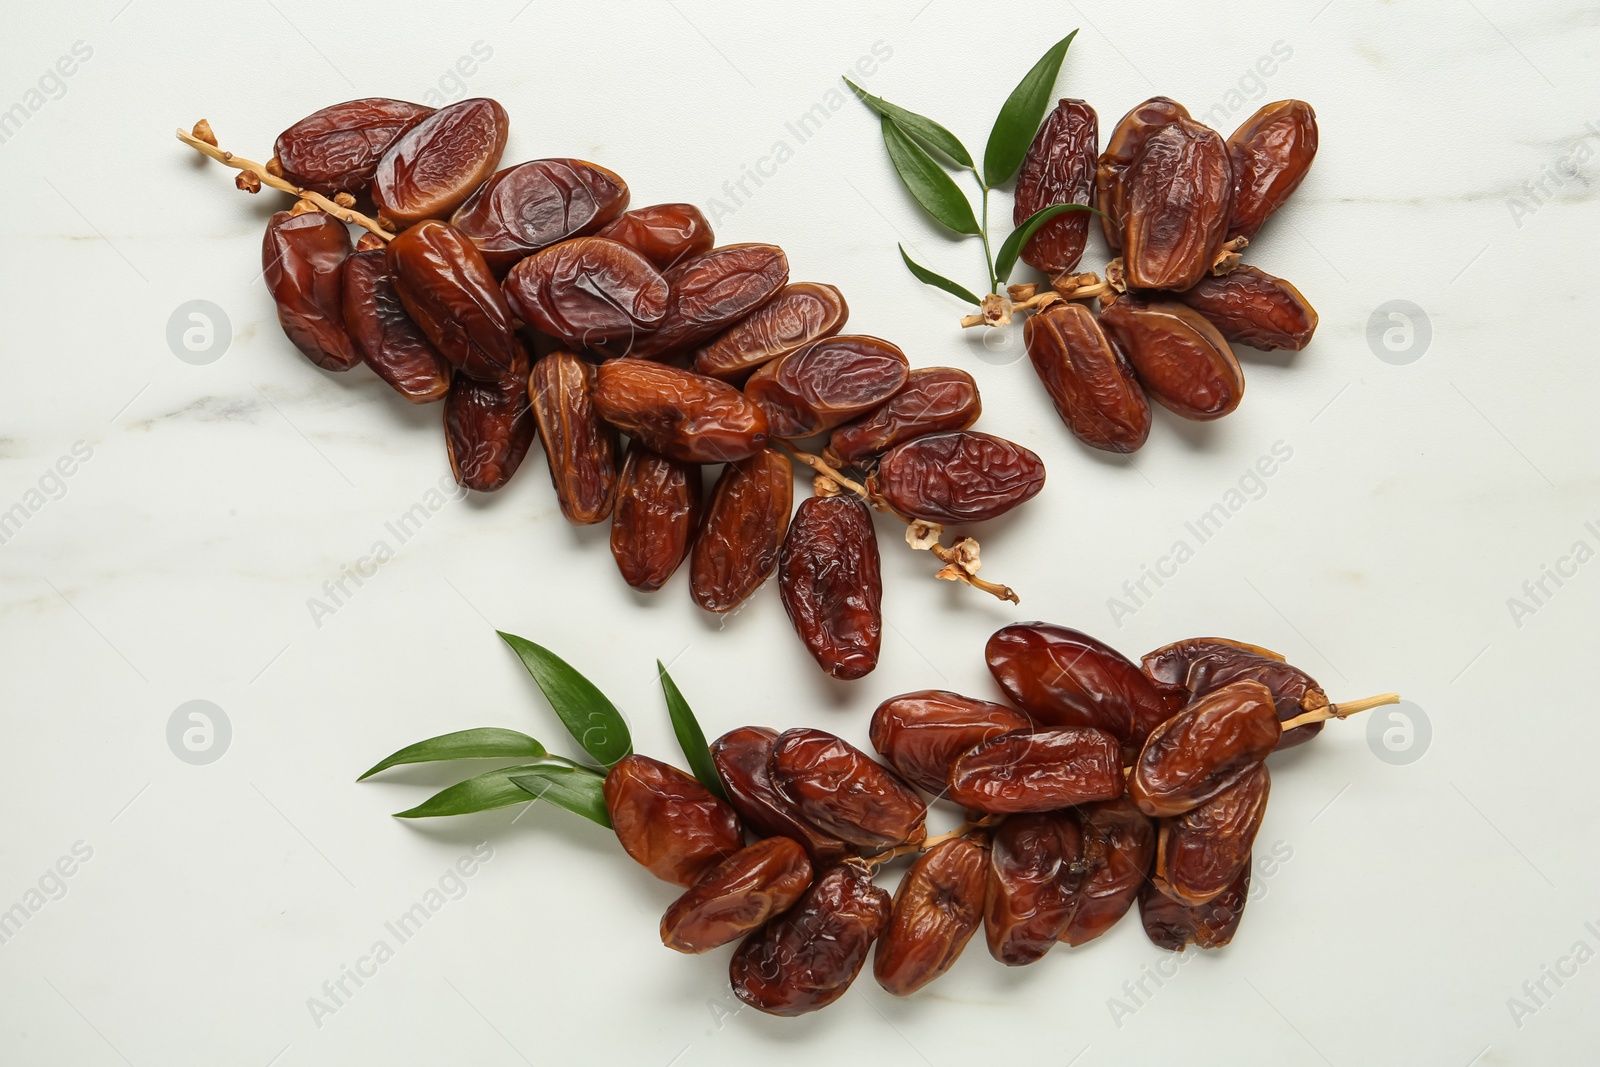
left=450, top=158, right=630, bottom=275
left=770, top=728, right=927, bottom=849
left=1120, top=115, right=1232, bottom=291
left=868, top=690, right=1031, bottom=796
left=1153, top=764, right=1268, bottom=907
left=778, top=495, right=882, bottom=681
left=617, top=243, right=788, bottom=359
left=1061, top=796, right=1156, bottom=946
left=1015, top=98, right=1098, bottom=273
left=1175, top=265, right=1318, bottom=351
left=388, top=220, right=524, bottom=382
left=528, top=351, right=619, bottom=525
left=372, top=97, right=509, bottom=227
left=874, top=836, right=988, bottom=996
left=690, top=448, right=792, bottom=613
left=660, top=836, right=813, bottom=954
left=874, top=431, right=1045, bottom=525
left=603, top=754, right=743, bottom=887
left=1139, top=860, right=1250, bottom=950
left=594, top=202, right=715, bottom=269
left=1142, top=637, right=1326, bottom=749
left=502, top=237, right=669, bottom=350
left=693, top=282, right=849, bottom=381
left=341, top=248, right=451, bottom=402
left=1226, top=100, right=1318, bottom=242
left=1097, top=97, right=1191, bottom=252
left=1098, top=295, right=1243, bottom=422
left=263, top=208, right=359, bottom=371
left=444, top=370, right=535, bottom=492
left=826, top=367, right=981, bottom=465
left=1129, top=679, right=1279, bottom=818
left=710, top=726, right=852, bottom=866
left=984, top=811, right=1083, bottom=966
left=273, top=97, right=433, bottom=197
left=609, top=443, right=703, bottom=592
left=1023, top=302, right=1151, bottom=453
left=946, top=727, right=1123, bottom=814
left=592, top=360, right=769, bottom=464
left=745, top=334, right=910, bottom=439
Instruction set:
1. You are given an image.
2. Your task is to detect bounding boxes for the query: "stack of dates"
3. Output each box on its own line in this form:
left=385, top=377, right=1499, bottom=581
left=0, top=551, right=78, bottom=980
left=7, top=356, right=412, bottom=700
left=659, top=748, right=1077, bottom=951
left=601, top=621, right=1386, bottom=1016
left=250, top=96, right=1047, bottom=678
left=1013, top=96, right=1320, bottom=452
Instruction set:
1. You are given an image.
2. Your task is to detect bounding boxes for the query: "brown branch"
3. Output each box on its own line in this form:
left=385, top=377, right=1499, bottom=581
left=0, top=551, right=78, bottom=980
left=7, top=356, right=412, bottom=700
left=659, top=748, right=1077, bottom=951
left=1281, top=692, right=1400, bottom=733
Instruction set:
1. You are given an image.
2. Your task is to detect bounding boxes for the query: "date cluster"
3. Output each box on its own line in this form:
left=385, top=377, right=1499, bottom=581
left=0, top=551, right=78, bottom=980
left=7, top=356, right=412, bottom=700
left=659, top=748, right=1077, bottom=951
left=1015, top=97, right=1320, bottom=451
left=254, top=96, right=1048, bottom=678
left=603, top=622, right=1372, bottom=1016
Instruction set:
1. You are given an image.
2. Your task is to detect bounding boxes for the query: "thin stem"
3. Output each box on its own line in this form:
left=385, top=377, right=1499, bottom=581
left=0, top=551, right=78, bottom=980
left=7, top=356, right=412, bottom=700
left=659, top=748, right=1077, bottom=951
left=974, top=173, right=998, bottom=295
left=862, top=818, right=996, bottom=867
left=1281, top=692, right=1400, bottom=733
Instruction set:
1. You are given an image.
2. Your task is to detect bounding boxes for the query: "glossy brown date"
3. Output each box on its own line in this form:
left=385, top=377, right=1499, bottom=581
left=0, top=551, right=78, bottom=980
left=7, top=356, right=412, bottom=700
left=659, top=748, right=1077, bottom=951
left=874, top=431, right=1045, bottom=525
left=1129, top=679, right=1279, bottom=818
left=826, top=367, right=982, bottom=465
left=1015, top=98, right=1098, bottom=273
left=387, top=220, right=524, bottom=382
left=1176, top=265, right=1318, bottom=352
left=263, top=209, right=359, bottom=371
left=984, top=811, right=1083, bottom=966
left=608, top=443, right=703, bottom=592
left=693, top=282, right=849, bottom=381
left=444, top=370, right=536, bottom=492
left=1098, top=295, right=1244, bottom=421
left=770, top=728, right=927, bottom=849
left=1139, top=859, right=1250, bottom=950
left=1226, top=100, right=1318, bottom=242
left=868, top=690, right=1031, bottom=796
left=274, top=97, right=433, bottom=197
left=613, top=243, right=789, bottom=359
left=591, top=360, right=769, bottom=464
left=1023, top=302, right=1151, bottom=453
left=602, top=754, right=743, bottom=887
left=660, top=836, right=813, bottom=954
left=778, top=495, right=882, bottom=680
left=371, top=97, right=509, bottom=227
left=501, top=237, right=669, bottom=351
left=730, top=860, right=891, bottom=1017
left=745, top=335, right=910, bottom=439
left=874, top=836, right=988, bottom=996
left=594, top=202, right=715, bottom=270
left=341, top=249, right=451, bottom=402
left=527, top=351, right=619, bottom=525
left=690, top=448, right=792, bottom=613
left=710, top=726, right=852, bottom=866
left=946, top=727, right=1123, bottom=814
left=1097, top=97, right=1190, bottom=252
left=450, top=158, right=629, bottom=275
left=1120, top=115, right=1232, bottom=291
left=1061, top=796, right=1156, bottom=946
left=1142, top=637, right=1325, bottom=749
left=1153, top=764, right=1268, bottom=907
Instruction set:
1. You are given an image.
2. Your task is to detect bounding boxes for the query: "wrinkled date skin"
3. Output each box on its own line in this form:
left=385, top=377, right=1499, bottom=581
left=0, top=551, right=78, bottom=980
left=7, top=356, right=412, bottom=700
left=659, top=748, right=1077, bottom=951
left=450, top=158, right=630, bottom=275
left=274, top=97, right=433, bottom=197
left=1154, top=764, right=1269, bottom=906
left=874, top=837, right=989, bottom=996
left=826, top=367, right=982, bottom=466
left=946, top=727, right=1124, bottom=814
left=778, top=496, right=883, bottom=681
left=868, top=690, right=1031, bottom=796
left=372, top=97, right=509, bottom=227
left=1176, top=265, right=1318, bottom=352
left=444, top=370, right=535, bottom=492
left=1098, top=295, right=1244, bottom=421
left=985, top=811, right=1084, bottom=966
left=527, top=351, right=619, bottom=525
left=388, top=220, right=524, bottom=382
left=609, top=443, right=703, bottom=592
left=1015, top=98, right=1099, bottom=273
left=341, top=249, right=451, bottom=402
left=660, top=836, right=813, bottom=954
left=1097, top=97, right=1191, bottom=252
left=730, top=861, right=891, bottom=1017
left=693, top=282, right=849, bottom=381
left=591, top=360, right=769, bottom=464
left=614, top=244, right=789, bottom=359
left=502, top=237, right=669, bottom=351
left=263, top=209, right=359, bottom=371
left=1061, top=796, right=1156, bottom=946
left=770, top=728, right=927, bottom=850
left=1024, top=302, right=1151, bottom=454
left=1226, top=100, right=1318, bottom=242
left=1121, top=115, right=1232, bottom=291
left=1140, top=859, right=1250, bottom=950
left=711, top=727, right=852, bottom=866
left=594, top=202, right=715, bottom=269
left=1130, top=679, right=1280, bottom=818
left=746, top=335, right=910, bottom=439
left=602, top=754, right=744, bottom=887
left=690, top=448, right=792, bottom=613
left=874, top=431, right=1045, bottom=525
left=1142, top=637, right=1325, bottom=749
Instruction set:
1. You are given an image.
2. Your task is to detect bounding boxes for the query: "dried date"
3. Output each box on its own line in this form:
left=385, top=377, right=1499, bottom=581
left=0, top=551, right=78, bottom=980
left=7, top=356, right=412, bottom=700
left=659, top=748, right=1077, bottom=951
left=1139, top=860, right=1250, bottom=950
left=1129, top=679, right=1279, bottom=818
left=527, top=351, right=619, bottom=525
left=609, top=443, right=703, bottom=592
left=745, top=334, right=910, bottom=439
left=594, top=202, right=715, bottom=269
left=874, top=836, right=988, bottom=996
left=1023, top=302, right=1151, bottom=453
left=946, top=727, right=1123, bottom=814
left=614, top=243, right=788, bottom=359
left=984, top=811, right=1083, bottom=966
left=450, top=158, right=630, bottom=275
left=873, top=431, right=1045, bottom=525
left=1176, top=265, right=1318, bottom=351
left=273, top=97, right=433, bottom=197
left=1226, top=100, right=1318, bottom=242
left=371, top=97, right=509, bottom=227
left=602, top=754, right=743, bottom=887
left=660, top=836, right=813, bottom=954
left=1097, top=97, right=1191, bottom=252
left=1098, top=294, right=1243, bottom=421
left=1153, top=764, right=1268, bottom=906
left=502, top=236, right=669, bottom=351
left=770, top=728, right=927, bottom=849
left=693, top=282, right=849, bottom=381
left=710, top=726, right=852, bottom=866
left=1120, top=115, right=1232, bottom=291
left=1061, top=796, right=1156, bottom=946
left=690, top=448, right=793, bottom=613
left=387, top=219, right=524, bottom=381
left=778, top=495, right=882, bottom=681
left=868, top=690, right=1031, bottom=796
left=1142, top=637, right=1326, bottom=749
left=826, top=367, right=981, bottom=465
left=591, top=360, right=769, bottom=464
left=263, top=208, right=359, bottom=371
left=1015, top=98, right=1098, bottom=273
left=444, top=369, right=535, bottom=492
left=341, top=248, right=451, bottom=402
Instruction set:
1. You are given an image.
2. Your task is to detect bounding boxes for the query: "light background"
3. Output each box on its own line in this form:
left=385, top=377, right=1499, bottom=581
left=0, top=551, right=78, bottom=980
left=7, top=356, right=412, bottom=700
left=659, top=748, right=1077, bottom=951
left=2, top=1, right=1596, bottom=1064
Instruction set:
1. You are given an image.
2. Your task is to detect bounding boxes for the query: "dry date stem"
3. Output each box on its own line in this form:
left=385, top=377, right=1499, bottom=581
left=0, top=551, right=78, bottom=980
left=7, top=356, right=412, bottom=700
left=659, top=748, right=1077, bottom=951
left=1280, top=691, right=1400, bottom=733
left=958, top=272, right=1111, bottom=329
left=863, top=818, right=1000, bottom=868
left=176, top=122, right=396, bottom=240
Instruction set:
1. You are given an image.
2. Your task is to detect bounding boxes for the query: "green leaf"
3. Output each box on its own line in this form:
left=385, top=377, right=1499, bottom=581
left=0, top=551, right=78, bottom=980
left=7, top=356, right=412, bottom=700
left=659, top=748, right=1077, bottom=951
left=899, top=244, right=982, bottom=306
left=844, top=77, right=973, bottom=169
left=982, top=30, right=1078, bottom=187
left=992, top=203, right=1104, bottom=283
left=357, top=728, right=546, bottom=781
left=509, top=763, right=612, bottom=828
left=657, top=661, right=727, bottom=801
left=392, top=761, right=572, bottom=819
left=497, top=632, right=633, bottom=769
left=880, top=116, right=981, bottom=236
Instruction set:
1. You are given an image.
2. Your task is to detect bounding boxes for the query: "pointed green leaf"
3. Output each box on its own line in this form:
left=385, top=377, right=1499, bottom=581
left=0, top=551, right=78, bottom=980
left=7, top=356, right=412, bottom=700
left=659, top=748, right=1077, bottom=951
left=657, top=661, right=727, bottom=801
left=899, top=244, right=982, bottom=306
left=844, top=77, right=973, bottom=169
left=880, top=116, right=981, bottom=236
left=497, top=632, right=632, bottom=768
left=358, top=728, right=547, bottom=781
left=992, top=203, right=1105, bottom=283
left=982, top=31, right=1078, bottom=187
left=392, top=762, right=570, bottom=819
left=509, top=763, right=612, bottom=828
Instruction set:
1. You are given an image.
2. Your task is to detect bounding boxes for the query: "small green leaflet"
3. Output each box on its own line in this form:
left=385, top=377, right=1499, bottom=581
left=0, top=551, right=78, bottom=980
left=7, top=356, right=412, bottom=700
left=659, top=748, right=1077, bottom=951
left=509, top=764, right=612, bottom=828
left=982, top=31, right=1078, bottom=187
left=497, top=631, right=633, bottom=769
left=357, top=728, right=546, bottom=781
left=880, top=116, right=981, bottom=236
left=991, top=203, right=1104, bottom=283
left=657, top=661, right=727, bottom=800
left=899, top=244, right=981, bottom=306
left=844, top=78, right=973, bottom=169
left=392, top=761, right=579, bottom=819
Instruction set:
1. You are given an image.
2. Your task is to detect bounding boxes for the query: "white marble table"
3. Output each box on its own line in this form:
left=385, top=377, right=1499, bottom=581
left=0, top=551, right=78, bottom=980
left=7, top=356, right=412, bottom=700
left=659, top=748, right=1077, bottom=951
left=2, top=2, right=1595, bottom=1064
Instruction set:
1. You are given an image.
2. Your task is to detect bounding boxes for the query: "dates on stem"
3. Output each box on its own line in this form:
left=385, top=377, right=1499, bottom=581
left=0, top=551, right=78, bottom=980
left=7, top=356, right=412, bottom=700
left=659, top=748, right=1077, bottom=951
left=1023, top=302, right=1151, bottom=454
left=1153, top=764, right=1269, bottom=907
left=263, top=209, right=359, bottom=371
left=874, top=836, right=989, bottom=996
left=710, top=726, right=852, bottom=866
left=614, top=243, right=789, bottom=359
left=341, top=249, right=451, bottom=402
left=770, top=728, right=927, bottom=849
left=1226, top=100, right=1318, bottom=242
left=693, top=282, right=849, bottom=381
left=444, top=370, right=536, bottom=493
left=502, top=237, right=669, bottom=351
left=690, top=448, right=792, bottom=613
left=1129, top=679, right=1279, bottom=818
left=603, top=754, right=743, bottom=887
left=594, top=202, right=715, bottom=270
left=1061, top=796, right=1156, bottom=946
left=609, top=443, right=703, bottom=592
left=946, top=727, right=1124, bottom=814
left=1098, top=294, right=1243, bottom=422
left=1140, top=860, right=1251, bottom=950
left=450, top=158, right=629, bottom=275
left=778, top=495, right=883, bottom=681
left=874, top=431, right=1045, bottom=525
left=371, top=97, right=509, bottom=227
left=387, top=220, right=524, bottom=382
left=745, top=335, right=910, bottom=440
left=273, top=97, right=433, bottom=197
left=1176, top=265, right=1318, bottom=352
left=1015, top=98, right=1099, bottom=273
left=527, top=351, right=619, bottom=525
left=826, top=367, right=982, bottom=466
left=984, top=811, right=1083, bottom=966
left=1120, top=116, right=1232, bottom=291
left=868, top=690, right=1032, bottom=796
left=660, top=836, right=813, bottom=954
left=592, top=360, right=769, bottom=464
